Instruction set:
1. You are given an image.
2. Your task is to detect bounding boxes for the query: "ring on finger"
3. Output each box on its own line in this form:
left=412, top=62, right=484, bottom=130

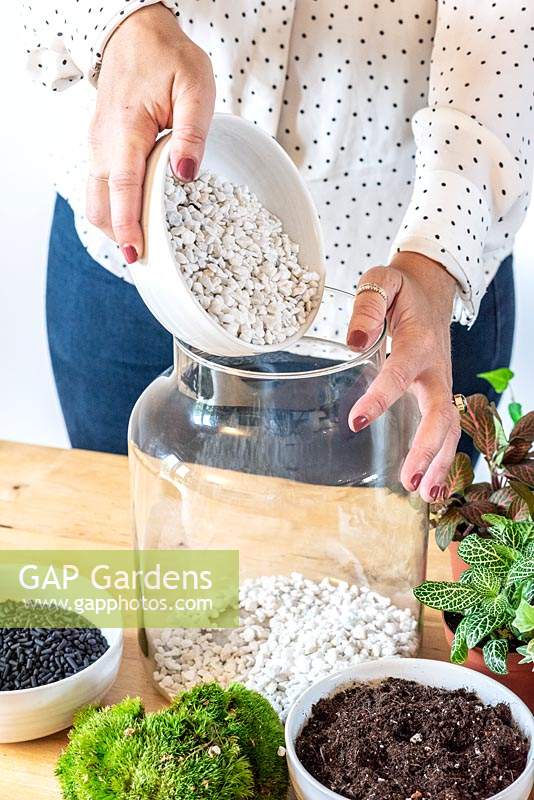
left=355, top=282, right=387, bottom=302
left=452, top=393, right=468, bottom=414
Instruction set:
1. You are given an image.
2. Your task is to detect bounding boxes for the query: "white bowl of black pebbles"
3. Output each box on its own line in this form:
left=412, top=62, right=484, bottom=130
left=0, top=601, right=123, bottom=742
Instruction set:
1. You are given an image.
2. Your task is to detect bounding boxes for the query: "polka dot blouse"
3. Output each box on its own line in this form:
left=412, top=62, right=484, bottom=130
left=21, top=0, right=534, bottom=325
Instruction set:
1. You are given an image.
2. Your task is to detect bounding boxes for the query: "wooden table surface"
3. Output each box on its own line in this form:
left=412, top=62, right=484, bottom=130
left=0, top=440, right=451, bottom=799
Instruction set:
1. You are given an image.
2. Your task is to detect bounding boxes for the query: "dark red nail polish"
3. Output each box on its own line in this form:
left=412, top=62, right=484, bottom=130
left=348, top=329, right=369, bottom=349
left=441, top=486, right=449, bottom=500
left=122, top=245, right=138, bottom=264
left=410, top=472, right=423, bottom=491
left=351, top=415, right=369, bottom=432
left=176, top=157, right=197, bottom=182
left=430, top=485, right=440, bottom=501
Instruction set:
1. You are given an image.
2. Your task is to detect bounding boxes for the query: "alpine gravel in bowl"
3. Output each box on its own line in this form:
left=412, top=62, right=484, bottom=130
left=285, top=658, right=534, bottom=800
left=130, top=112, right=326, bottom=356
left=0, top=626, right=123, bottom=743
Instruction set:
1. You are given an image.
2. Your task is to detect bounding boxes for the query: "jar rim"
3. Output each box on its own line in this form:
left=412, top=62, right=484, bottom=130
left=176, top=288, right=387, bottom=380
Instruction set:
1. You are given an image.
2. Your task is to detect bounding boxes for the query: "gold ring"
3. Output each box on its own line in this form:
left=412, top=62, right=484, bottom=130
left=452, top=394, right=468, bottom=414
left=355, top=282, right=387, bottom=302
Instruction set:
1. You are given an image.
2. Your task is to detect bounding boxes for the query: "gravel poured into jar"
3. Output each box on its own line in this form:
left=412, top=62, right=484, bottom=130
left=153, top=574, right=418, bottom=719
left=164, top=170, right=321, bottom=346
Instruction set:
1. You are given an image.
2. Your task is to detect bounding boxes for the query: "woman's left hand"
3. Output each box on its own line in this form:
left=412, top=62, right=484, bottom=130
left=346, top=251, right=460, bottom=503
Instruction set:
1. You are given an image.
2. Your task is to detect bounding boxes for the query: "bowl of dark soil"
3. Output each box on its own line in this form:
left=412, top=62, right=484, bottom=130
left=285, top=658, right=534, bottom=800
left=0, top=602, right=123, bottom=742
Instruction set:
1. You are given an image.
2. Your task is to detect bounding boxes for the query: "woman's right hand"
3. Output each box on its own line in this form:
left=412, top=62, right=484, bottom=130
left=87, top=3, right=215, bottom=264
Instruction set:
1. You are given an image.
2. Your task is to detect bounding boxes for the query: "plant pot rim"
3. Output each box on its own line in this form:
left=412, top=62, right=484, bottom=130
left=285, top=658, right=534, bottom=800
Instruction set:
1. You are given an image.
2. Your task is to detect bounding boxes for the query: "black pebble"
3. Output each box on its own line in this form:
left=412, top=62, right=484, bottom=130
left=0, top=602, right=109, bottom=691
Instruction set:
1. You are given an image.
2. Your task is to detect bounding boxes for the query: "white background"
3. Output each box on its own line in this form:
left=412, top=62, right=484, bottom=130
left=1, top=9, right=532, bottom=450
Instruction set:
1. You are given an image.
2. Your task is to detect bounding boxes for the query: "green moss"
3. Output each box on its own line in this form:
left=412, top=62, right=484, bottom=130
left=56, top=684, right=288, bottom=800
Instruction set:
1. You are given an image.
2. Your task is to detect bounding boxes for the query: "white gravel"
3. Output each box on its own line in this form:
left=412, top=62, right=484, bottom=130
left=152, top=573, right=418, bottom=719
left=164, top=170, right=321, bottom=346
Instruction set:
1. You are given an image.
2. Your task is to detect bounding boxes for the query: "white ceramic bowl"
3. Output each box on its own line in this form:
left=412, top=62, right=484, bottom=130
left=0, top=628, right=123, bottom=742
left=285, top=658, right=534, bottom=800
left=130, top=112, right=326, bottom=356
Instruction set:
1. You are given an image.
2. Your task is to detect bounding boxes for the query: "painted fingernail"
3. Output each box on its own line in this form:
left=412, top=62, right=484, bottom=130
left=348, top=330, right=369, bottom=349
left=410, top=473, right=423, bottom=491
left=176, top=157, right=197, bottom=182
left=122, top=245, right=138, bottom=264
left=351, top=415, right=369, bottom=432
left=441, top=486, right=449, bottom=500
left=430, top=485, right=440, bottom=501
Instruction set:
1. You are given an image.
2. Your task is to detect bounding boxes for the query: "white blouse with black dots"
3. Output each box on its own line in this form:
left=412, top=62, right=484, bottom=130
left=21, top=0, right=534, bottom=325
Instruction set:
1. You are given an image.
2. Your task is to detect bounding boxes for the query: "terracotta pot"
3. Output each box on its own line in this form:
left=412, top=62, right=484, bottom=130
left=443, top=615, right=534, bottom=711
left=449, top=540, right=468, bottom=581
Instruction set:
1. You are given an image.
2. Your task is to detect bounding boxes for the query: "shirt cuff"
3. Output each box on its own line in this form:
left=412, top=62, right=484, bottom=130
left=70, top=0, right=180, bottom=86
left=390, top=169, right=491, bottom=326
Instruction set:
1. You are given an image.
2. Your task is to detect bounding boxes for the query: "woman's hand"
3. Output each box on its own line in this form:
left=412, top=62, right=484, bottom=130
left=87, top=4, right=215, bottom=263
left=347, top=252, right=460, bottom=503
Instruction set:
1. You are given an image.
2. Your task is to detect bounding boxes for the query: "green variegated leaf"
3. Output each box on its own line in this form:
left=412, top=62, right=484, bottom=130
left=517, top=640, right=534, bottom=666
left=481, top=514, right=509, bottom=535
left=511, top=522, right=534, bottom=545
left=522, top=581, right=534, bottom=604
left=482, top=514, right=533, bottom=550
left=468, top=568, right=502, bottom=596
left=434, top=508, right=464, bottom=551
left=450, top=616, right=469, bottom=665
left=413, top=582, right=481, bottom=613
left=482, top=638, right=509, bottom=675
left=459, top=569, right=474, bottom=585
left=458, top=534, right=515, bottom=570
left=464, top=597, right=511, bottom=649
left=512, top=599, right=534, bottom=634
left=507, top=555, right=534, bottom=586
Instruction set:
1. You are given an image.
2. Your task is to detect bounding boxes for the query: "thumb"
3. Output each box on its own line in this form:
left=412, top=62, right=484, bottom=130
left=170, top=72, right=215, bottom=182
left=347, top=266, right=402, bottom=350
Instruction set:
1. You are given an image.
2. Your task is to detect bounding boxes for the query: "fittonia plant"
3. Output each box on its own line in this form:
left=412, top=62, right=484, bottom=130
left=414, top=514, right=534, bottom=675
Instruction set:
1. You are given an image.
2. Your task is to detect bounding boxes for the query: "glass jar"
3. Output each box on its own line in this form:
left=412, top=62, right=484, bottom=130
left=129, top=289, right=428, bottom=718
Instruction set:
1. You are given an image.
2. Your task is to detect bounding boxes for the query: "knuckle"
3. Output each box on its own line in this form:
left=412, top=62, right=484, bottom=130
left=370, top=390, right=389, bottom=416
left=86, top=206, right=108, bottom=228
left=172, top=122, right=207, bottom=147
left=108, top=170, right=141, bottom=192
left=387, top=363, right=411, bottom=394
left=355, top=304, right=384, bottom=327
left=361, top=265, right=388, bottom=283
left=112, top=219, right=136, bottom=235
left=450, top=423, right=462, bottom=442
left=414, top=444, right=437, bottom=465
left=435, top=403, right=455, bottom=428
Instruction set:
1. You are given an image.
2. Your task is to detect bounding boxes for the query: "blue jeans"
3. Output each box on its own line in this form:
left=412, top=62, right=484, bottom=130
left=46, top=195, right=515, bottom=455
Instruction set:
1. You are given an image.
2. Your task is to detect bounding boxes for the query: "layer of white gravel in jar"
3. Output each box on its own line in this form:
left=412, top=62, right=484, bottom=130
left=164, top=170, right=321, bottom=346
left=152, top=573, right=418, bottom=720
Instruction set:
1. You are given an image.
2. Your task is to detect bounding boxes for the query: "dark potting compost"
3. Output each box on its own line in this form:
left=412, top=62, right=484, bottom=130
left=295, top=678, right=529, bottom=800
left=0, top=602, right=109, bottom=691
